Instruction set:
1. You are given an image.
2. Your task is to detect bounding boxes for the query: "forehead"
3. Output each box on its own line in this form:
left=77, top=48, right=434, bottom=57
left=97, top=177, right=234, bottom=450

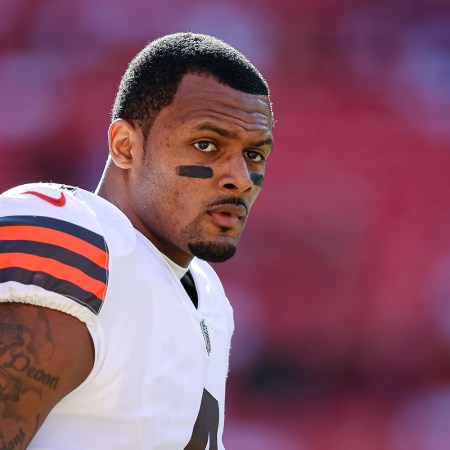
left=155, top=73, right=273, bottom=139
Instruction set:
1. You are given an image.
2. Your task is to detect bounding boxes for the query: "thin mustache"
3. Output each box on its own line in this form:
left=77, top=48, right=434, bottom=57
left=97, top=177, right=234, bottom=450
left=207, top=197, right=248, bottom=214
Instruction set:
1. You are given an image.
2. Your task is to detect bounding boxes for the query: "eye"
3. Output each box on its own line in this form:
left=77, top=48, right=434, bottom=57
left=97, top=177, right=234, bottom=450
left=245, top=150, right=266, bottom=163
left=194, top=141, right=217, bottom=153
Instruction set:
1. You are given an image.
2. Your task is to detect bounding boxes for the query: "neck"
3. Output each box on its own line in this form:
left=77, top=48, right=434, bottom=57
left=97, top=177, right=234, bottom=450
left=96, top=161, right=193, bottom=268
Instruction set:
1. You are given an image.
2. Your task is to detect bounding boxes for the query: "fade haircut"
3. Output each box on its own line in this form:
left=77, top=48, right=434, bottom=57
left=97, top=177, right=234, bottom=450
left=111, top=32, right=270, bottom=144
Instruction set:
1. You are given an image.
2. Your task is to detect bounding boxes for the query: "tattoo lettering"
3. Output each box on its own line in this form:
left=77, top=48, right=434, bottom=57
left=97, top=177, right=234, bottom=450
left=0, top=310, right=61, bottom=448
left=3, top=350, right=59, bottom=391
left=0, top=428, right=26, bottom=450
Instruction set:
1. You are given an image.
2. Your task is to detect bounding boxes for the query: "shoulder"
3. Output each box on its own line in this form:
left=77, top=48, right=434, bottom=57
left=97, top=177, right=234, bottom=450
left=1, top=183, right=136, bottom=253
left=0, top=183, right=133, bottom=320
left=1, top=183, right=103, bottom=234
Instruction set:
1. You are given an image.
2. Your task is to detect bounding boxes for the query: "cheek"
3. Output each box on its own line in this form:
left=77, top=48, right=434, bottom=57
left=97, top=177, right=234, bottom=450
left=160, top=176, right=199, bottom=221
left=134, top=164, right=175, bottom=215
left=136, top=160, right=207, bottom=228
left=247, top=186, right=263, bottom=212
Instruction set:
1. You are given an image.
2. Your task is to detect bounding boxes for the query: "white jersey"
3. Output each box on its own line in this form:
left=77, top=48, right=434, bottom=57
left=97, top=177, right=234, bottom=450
left=0, top=183, right=234, bottom=449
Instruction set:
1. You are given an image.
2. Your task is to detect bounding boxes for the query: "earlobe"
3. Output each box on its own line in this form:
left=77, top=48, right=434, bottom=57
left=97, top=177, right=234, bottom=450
left=108, top=119, right=140, bottom=169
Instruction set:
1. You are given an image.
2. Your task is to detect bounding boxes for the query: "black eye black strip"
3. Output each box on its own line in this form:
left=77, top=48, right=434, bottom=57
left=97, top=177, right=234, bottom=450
left=250, top=173, right=264, bottom=187
left=176, top=166, right=214, bottom=179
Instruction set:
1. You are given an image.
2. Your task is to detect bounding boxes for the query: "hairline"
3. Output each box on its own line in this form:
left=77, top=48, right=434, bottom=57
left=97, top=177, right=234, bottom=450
left=122, top=70, right=272, bottom=148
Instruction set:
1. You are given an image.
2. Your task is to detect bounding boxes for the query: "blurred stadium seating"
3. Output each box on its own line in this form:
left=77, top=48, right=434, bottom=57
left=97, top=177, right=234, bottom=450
left=1, top=0, right=450, bottom=448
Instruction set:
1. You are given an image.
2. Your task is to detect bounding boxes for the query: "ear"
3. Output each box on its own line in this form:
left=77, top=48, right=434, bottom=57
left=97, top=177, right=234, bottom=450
left=108, top=119, right=142, bottom=169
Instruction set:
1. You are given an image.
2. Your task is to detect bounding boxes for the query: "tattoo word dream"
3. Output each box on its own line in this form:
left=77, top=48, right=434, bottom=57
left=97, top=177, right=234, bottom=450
left=3, top=350, right=59, bottom=391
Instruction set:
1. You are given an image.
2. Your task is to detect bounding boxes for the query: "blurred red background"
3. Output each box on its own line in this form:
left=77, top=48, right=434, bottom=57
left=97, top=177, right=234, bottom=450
left=1, top=0, right=450, bottom=448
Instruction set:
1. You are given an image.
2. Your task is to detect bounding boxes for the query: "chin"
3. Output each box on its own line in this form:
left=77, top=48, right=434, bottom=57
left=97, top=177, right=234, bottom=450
left=188, top=241, right=237, bottom=263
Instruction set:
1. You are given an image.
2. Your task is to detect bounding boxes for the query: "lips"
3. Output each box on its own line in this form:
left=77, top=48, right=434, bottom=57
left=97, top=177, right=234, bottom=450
left=207, top=203, right=247, bottom=228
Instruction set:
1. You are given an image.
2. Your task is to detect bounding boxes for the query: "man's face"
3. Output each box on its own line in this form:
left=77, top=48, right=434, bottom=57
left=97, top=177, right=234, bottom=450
left=128, top=73, right=273, bottom=266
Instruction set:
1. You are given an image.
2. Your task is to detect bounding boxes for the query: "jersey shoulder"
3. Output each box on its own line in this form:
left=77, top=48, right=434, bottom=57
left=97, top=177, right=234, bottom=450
left=0, top=183, right=134, bottom=319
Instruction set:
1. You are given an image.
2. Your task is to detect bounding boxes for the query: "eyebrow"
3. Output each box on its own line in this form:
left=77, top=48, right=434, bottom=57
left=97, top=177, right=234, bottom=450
left=194, top=124, right=273, bottom=148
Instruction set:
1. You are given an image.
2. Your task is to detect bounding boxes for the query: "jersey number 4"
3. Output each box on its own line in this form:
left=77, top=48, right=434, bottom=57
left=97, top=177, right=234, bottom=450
left=183, top=389, right=219, bottom=450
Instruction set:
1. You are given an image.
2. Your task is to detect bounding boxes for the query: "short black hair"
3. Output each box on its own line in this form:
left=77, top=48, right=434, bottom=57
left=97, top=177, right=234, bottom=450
left=111, top=32, right=270, bottom=142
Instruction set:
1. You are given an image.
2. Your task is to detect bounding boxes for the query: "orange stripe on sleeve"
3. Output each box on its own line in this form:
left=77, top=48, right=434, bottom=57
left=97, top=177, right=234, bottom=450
left=0, top=226, right=107, bottom=269
left=0, top=253, right=107, bottom=301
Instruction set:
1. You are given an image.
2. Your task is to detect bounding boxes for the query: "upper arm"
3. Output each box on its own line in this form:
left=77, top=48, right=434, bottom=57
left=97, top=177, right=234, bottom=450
left=0, top=302, right=94, bottom=447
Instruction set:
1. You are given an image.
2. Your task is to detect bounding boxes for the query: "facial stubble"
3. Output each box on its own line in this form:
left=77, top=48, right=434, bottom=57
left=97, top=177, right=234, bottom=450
left=183, top=217, right=238, bottom=262
left=188, top=240, right=237, bottom=263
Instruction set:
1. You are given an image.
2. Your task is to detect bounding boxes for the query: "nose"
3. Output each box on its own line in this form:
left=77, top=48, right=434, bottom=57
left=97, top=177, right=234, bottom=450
left=218, top=155, right=254, bottom=194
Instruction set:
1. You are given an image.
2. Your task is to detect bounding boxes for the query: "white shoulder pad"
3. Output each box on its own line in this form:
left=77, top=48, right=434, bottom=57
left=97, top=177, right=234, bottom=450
left=0, top=183, right=109, bottom=316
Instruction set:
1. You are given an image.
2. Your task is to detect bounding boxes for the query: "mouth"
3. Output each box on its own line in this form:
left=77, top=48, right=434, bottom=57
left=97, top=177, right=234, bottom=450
left=207, top=199, right=248, bottom=229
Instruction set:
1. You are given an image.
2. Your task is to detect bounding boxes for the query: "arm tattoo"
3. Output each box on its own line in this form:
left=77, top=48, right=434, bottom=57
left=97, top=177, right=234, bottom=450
left=0, top=427, right=27, bottom=449
left=0, top=321, right=61, bottom=402
left=0, top=308, right=62, bottom=448
left=0, top=324, right=24, bottom=402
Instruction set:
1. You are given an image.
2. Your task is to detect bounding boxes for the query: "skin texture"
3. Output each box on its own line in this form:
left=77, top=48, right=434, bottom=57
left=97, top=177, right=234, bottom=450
left=0, top=72, right=272, bottom=445
left=97, top=73, right=273, bottom=267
